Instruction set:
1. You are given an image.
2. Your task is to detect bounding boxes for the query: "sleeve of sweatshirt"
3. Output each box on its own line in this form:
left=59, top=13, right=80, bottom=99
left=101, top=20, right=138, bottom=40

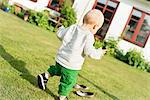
left=56, top=26, right=68, bottom=41
left=56, top=25, right=76, bottom=41
left=84, top=34, right=104, bottom=60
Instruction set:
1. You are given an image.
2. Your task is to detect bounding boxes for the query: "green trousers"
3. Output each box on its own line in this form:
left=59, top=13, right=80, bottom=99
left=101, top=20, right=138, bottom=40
left=47, top=62, right=79, bottom=96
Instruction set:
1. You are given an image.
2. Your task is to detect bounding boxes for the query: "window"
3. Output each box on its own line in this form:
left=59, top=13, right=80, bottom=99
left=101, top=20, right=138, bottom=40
left=93, top=0, right=119, bottom=39
left=47, top=0, right=64, bottom=12
left=122, top=8, right=150, bottom=47
left=30, top=0, right=37, bottom=2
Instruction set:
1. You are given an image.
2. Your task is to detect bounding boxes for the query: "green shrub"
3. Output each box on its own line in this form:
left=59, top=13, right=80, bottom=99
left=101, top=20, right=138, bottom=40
left=125, top=49, right=144, bottom=67
left=113, top=48, right=150, bottom=73
left=93, top=38, right=118, bottom=55
left=28, top=11, right=54, bottom=31
left=138, top=61, right=150, bottom=72
left=93, top=39, right=104, bottom=49
left=113, top=48, right=150, bottom=72
left=0, top=0, right=4, bottom=9
left=17, top=10, right=25, bottom=19
left=1, top=1, right=10, bottom=11
left=93, top=38, right=150, bottom=73
left=114, top=48, right=127, bottom=62
left=146, top=63, right=150, bottom=72
left=9, top=5, right=15, bottom=14
left=105, top=38, right=118, bottom=48
left=48, top=23, right=55, bottom=32
left=28, top=11, right=37, bottom=25
left=60, top=2, right=76, bottom=27
left=104, top=38, right=119, bottom=55
left=37, top=13, right=49, bottom=29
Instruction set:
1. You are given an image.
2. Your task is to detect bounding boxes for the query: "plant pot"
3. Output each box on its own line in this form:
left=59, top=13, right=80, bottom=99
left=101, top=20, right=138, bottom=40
left=15, top=6, right=21, bottom=14
left=24, top=14, right=29, bottom=21
left=0, top=2, right=2, bottom=9
left=3, top=7, right=10, bottom=12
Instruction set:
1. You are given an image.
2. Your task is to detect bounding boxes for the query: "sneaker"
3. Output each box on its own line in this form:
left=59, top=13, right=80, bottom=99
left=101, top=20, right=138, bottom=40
left=37, top=73, right=48, bottom=90
left=73, top=84, right=89, bottom=90
left=56, top=97, right=68, bottom=100
left=75, top=90, right=94, bottom=97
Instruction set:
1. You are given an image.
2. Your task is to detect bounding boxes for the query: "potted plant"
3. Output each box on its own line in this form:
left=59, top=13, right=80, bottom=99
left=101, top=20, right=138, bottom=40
left=2, top=1, right=10, bottom=12
left=14, top=5, right=22, bottom=15
left=0, top=1, right=3, bottom=9
left=24, top=11, right=30, bottom=21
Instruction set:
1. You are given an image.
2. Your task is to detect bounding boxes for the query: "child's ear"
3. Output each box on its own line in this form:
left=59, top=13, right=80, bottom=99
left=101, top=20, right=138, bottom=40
left=93, top=25, right=97, bottom=29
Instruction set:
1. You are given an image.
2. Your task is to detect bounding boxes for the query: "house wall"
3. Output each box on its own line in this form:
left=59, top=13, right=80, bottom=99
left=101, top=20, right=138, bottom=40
left=105, top=2, right=133, bottom=40
left=105, top=1, right=150, bottom=61
left=118, top=0, right=150, bottom=13
left=10, top=0, right=49, bottom=11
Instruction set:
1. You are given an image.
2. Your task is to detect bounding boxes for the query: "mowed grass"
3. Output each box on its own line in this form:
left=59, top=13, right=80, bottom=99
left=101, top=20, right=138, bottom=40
left=0, top=10, right=150, bottom=100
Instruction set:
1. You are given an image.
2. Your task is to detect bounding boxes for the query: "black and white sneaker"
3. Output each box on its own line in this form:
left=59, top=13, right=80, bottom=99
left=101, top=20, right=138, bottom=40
left=75, top=90, right=94, bottom=97
left=73, top=84, right=89, bottom=90
left=56, top=97, right=68, bottom=100
left=37, top=73, right=48, bottom=90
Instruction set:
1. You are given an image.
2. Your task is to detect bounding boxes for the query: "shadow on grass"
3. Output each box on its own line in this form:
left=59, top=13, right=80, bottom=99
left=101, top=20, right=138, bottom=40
left=79, top=74, right=119, bottom=100
left=0, top=45, right=56, bottom=98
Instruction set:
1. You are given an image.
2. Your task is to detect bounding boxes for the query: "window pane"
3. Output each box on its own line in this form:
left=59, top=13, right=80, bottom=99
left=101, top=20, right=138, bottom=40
left=128, top=20, right=138, bottom=31
left=124, top=21, right=138, bottom=39
left=51, top=0, right=59, bottom=5
left=136, top=14, right=150, bottom=45
left=123, top=10, right=142, bottom=40
left=95, top=6, right=103, bottom=12
left=124, top=30, right=134, bottom=40
left=98, top=0, right=107, bottom=5
left=143, top=15, right=150, bottom=26
left=108, top=1, right=117, bottom=8
left=107, top=1, right=117, bottom=10
left=96, top=20, right=109, bottom=39
left=136, top=31, right=149, bottom=45
left=104, top=10, right=113, bottom=19
left=132, top=10, right=142, bottom=18
left=97, top=0, right=106, bottom=7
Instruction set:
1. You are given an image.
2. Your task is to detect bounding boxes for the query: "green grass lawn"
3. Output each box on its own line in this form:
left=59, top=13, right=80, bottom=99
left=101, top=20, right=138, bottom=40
left=0, top=10, right=150, bottom=100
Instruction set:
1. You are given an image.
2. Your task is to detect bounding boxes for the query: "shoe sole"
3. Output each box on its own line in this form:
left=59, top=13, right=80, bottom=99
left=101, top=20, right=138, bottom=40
left=37, top=74, right=45, bottom=90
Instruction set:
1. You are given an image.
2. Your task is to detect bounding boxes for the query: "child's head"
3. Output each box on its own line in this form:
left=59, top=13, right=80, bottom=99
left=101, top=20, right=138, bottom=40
left=83, top=9, right=104, bottom=34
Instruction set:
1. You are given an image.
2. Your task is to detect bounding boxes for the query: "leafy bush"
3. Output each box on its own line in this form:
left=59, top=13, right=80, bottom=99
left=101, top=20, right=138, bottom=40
left=48, top=23, right=55, bottom=32
left=114, top=49, right=150, bottom=72
left=28, top=11, right=54, bottom=31
left=28, top=11, right=36, bottom=25
left=37, top=13, right=49, bottom=29
left=0, top=0, right=4, bottom=9
left=93, top=38, right=104, bottom=49
left=1, top=1, right=17, bottom=14
left=93, top=37, right=150, bottom=73
left=105, top=38, right=118, bottom=48
left=17, top=10, right=25, bottom=19
left=104, top=38, right=119, bottom=55
left=93, top=38, right=118, bottom=55
left=146, top=63, right=150, bottom=72
left=114, top=48, right=150, bottom=72
left=114, top=48, right=127, bottom=62
left=9, top=5, right=15, bottom=14
left=60, top=2, right=76, bottom=27
left=1, top=0, right=10, bottom=11
left=125, top=49, right=144, bottom=67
